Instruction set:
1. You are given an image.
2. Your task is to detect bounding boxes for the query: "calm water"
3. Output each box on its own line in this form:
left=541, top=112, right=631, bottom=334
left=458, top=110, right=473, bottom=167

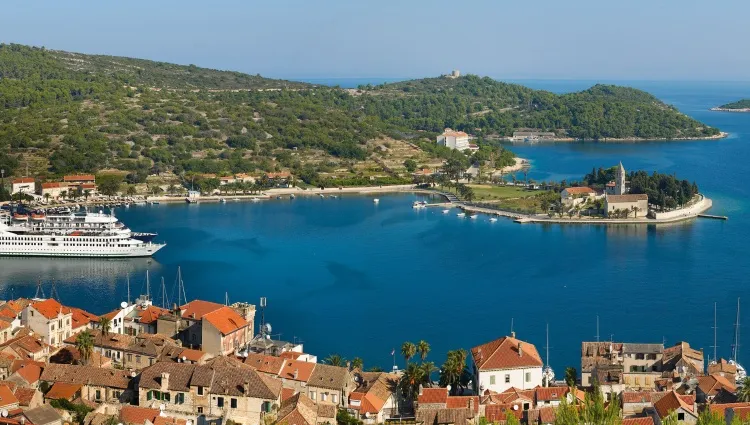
left=2, top=81, right=750, bottom=375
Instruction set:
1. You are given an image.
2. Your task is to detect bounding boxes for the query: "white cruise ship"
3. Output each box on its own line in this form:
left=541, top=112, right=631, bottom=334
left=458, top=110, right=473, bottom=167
left=0, top=209, right=165, bottom=257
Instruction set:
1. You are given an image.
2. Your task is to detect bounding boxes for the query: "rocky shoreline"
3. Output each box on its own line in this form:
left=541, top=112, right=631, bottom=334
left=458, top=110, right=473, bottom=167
left=710, top=107, right=750, bottom=113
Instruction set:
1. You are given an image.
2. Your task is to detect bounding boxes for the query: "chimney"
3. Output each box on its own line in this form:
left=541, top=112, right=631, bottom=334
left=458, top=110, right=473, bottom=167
left=518, top=342, right=523, bottom=357
left=469, top=397, right=475, bottom=412
left=243, top=382, right=249, bottom=394
left=293, top=369, right=299, bottom=380
left=511, top=331, right=516, bottom=338
left=160, top=372, right=170, bottom=391
left=418, top=384, right=424, bottom=396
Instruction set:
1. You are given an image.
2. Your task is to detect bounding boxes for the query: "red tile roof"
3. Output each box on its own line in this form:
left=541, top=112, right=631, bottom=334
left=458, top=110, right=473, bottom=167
left=153, top=417, right=187, bottom=425
left=563, top=187, right=595, bottom=194
left=279, top=359, right=315, bottom=382
left=653, top=392, right=694, bottom=419
left=137, top=306, right=169, bottom=325
left=623, top=418, right=655, bottom=425
left=69, top=307, right=98, bottom=330
left=535, top=386, right=569, bottom=402
left=484, top=404, right=522, bottom=422
left=282, top=388, right=296, bottom=402
left=120, top=406, right=159, bottom=425
left=244, top=353, right=285, bottom=375
left=0, top=385, right=19, bottom=408
left=538, top=406, right=556, bottom=424
left=202, top=306, right=248, bottom=335
left=14, top=362, right=42, bottom=385
left=698, top=374, right=736, bottom=396
left=44, top=382, right=82, bottom=400
left=279, top=351, right=302, bottom=360
left=180, top=300, right=224, bottom=320
left=266, top=171, right=291, bottom=179
left=12, top=388, right=36, bottom=407
left=178, top=348, right=206, bottom=362
left=12, top=178, right=34, bottom=184
left=418, top=388, right=448, bottom=404
left=30, top=299, right=65, bottom=320
left=446, top=396, right=479, bottom=413
left=41, top=182, right=63, bottom=189
left=442, top=129, right=469, bottom=138
left=622, top=391, right=662, bottom=404
left=710, top=402, right=750, bottom=418
left=472, top=336, right=543, bottom=370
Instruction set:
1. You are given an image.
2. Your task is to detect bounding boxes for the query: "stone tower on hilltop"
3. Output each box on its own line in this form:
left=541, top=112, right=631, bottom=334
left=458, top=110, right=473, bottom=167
left=616, top=162, right=627, bottom=195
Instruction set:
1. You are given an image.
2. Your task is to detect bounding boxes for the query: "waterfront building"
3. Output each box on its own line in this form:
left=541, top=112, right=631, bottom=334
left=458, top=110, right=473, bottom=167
left=276, top=392, right=337, bottom=425
left=471, top=334, right=544, bottom=394
left=63, top=175, right=96, bottom=185
left=63, top=330, right=179, bottom=370
left=306, top=363, right=353, bottom=407
left=40, top=363, right=134, bottom=404
left=347, top=371, right=400, bottom=424
left=581, top=342, right=663, bottom=392
left=437, top=128, right=471, bottom=151
left=201, top=306, right=252, bottom=356
left=40, top=183, right=67, bottom=200
left=137, top=356, right=281, bottom=425
left=604, top=194, right=649, bottom=217
left=11, top=178, right=35, bottom=196
left=511, top=131, right=556, bottom=142
left=124, top=305, right=171, bottom=336
left=560, top=187, right=597, bottom=207
left=21, top=299, right=74, bottom=347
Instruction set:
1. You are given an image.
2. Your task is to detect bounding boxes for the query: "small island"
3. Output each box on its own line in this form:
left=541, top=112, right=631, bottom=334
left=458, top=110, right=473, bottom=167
left=711, top=99, right=750, bottom=112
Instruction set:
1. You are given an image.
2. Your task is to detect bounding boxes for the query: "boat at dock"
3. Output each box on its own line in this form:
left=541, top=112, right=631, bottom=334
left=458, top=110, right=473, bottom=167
left=220, top=198, right=227, bottom=203
left=457, top=212, right=465, bottom=217
left=412, top=201, right=427, bottom=209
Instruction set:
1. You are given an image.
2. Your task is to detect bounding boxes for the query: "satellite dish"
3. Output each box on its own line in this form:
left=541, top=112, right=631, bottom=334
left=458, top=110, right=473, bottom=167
left=243, top=352, right=249, bottom=358
left=446, top=385, right=451, bottom=392
left=182, top=356, right=187, bottom=362
left=264, top=323, right=272, bottom=333
left=159, top=404, right=165, bottom=411
left=513, top=405, right=519, bottom=411
left=120, top=301, right=128, bottom=309
left=1, top=409, right=8, bottom=418
left=130, top=371, right=137, bottom=378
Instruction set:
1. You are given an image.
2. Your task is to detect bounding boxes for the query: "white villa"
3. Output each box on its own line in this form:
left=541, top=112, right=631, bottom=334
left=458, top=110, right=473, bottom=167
left=561, top=187, right=597, bottom=207
left=471, top=333, right=543, bottom=394
left=11, top=178, right=36, bottom=195
left=437, top=128, right=471, bottom=151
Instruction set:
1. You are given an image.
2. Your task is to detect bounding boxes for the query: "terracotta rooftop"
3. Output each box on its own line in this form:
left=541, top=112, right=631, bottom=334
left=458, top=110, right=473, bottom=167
left=30, top=299, right=66, bottom=320
left=308, top=363, right=350, bottom=390
left=441, top=128, right=469, bottom=138
left=41, top=182, right=63, bottom=189
left=63, top=175, right=95, bottom=182
left=698, top=374, right=736, bottom=396
left=653, top=391, right=694, bottom=419
left=535, top=386, right=569, bottom=402
left=152, top=417, right=187, bottom=425
left=202, top=306, right=248, bottom=335
left=180, top=300, right=224, bottom=320
left=69, top=307, right=98, bottom=330
left=418, top=388, right=449, bottom=404
left=40, top=364, right=132, bottom=389
left=471, top=336, right=543, bottom=370
left=446, top=396, right=480, bottom=413
left=44, top=382, right=82, bottom=400
left=244, top=353, right=285, bottom=375
left=136, top=306, right=169, bottom=325
left=607, top=194, right=648, bottom=202
left=11, top=178, right=34, bottom=184
left=622, top=417, right=655, bottom=425
left=710, top=402, right=750, bottom=418
left=12, top=387, right=36, bottom=407
left=119, top=406, right=159, bottom=425
left=563, top=187, right=596, bottom=194
left=0, top=384, right=19, bottom=409
left=279, top=359, right=316, bottom=382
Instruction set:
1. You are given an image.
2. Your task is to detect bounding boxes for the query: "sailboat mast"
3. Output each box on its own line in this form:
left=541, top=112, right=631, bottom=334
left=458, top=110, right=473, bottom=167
left=161, top=277, right=167, bottom=309
left=146, top=270, right=150, bottom=301
left=713, top=302, right=718, bottom=363
left=126, top=273, right=131, bottom=305
left=734, top=298, right=741, bottom=363
left=546, top=323, right=550, bottom=368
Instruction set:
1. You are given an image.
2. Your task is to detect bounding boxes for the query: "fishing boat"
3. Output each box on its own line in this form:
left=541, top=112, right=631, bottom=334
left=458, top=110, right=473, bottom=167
left=470, top=214, right=478, bottom=220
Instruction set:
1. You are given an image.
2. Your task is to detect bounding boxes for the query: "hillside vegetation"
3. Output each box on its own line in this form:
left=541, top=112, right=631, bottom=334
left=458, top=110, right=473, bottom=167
left=0, top=44, right=721, bottom=185
left=717, top=99, right=750, bottom=110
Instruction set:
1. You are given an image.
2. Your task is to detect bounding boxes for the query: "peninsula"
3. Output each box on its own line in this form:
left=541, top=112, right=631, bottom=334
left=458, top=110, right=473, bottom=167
left=0, top=43, right=723, bottom=198
left=711, top=99, right=750, bottom=112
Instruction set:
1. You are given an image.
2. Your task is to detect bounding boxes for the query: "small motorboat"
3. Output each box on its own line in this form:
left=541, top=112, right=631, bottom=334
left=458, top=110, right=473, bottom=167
left=319, top=194, right=325, bottom=198
left=220, top=198, right=227, bottom=203
left=442, top=209, right=449, bottom=214
left=412, top=201, right=427, bottom=209
left=489, top=217, right=498, bottom=222
left=457, top=212, right=466, bottom=218
left=251, top=198, right=260, bottom=203
left=373, top=198, right=379, bottom=204
left=470, top=215, right=478, bottom=220
left=290, top=194, right=296, bottom=199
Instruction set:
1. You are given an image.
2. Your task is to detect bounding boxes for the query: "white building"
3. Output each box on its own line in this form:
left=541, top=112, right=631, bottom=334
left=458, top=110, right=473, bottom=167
left=21, top=298, right=73, bottom=347
left=605, top=194, right=649, bottom=217
left=41, top=183, right=68, bottom=200
left=561, top=187, right=597, bottom=207
left=11, top=178, right=35, bottom=195
left=471, top=333, right=544, bottom=394
left=437, top=128, right=470, bottom=151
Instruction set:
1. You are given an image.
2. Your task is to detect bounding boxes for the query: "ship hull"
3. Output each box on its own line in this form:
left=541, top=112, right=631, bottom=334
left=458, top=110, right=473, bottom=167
left=0, top=243, right=166, bottom=258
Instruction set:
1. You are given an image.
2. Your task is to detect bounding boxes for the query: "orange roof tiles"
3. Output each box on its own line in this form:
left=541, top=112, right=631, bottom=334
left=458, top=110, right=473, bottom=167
left=622, top=391, right=661, bottom=404
left=442, top=128, right=469, bottom=138
left=535, top=386, right=569, bottom=402
left=202, top=306, right=248, bottom=335
left=0, top=385, right=19, bottom=408
left=11, top=178, right=34, bottom=184
left=180, top=300, right=224, bottom=320
left=266, top=171, right=291, bottom=179
left=30, top=299, right=65, bottom=320
left=282, top=388, right=296, bottom=402
left=137, top=306, right=169, bottom=325
left=69, top=307, right=98, bottom=330
left=563, top=187, right=595, bottom=194
left=472, top=336, right=543, bottom=370
left=153, top=417, right=187, bottom=425
left=279, top=359, right=315, bottom=382
left=623, top=418, right=655, bottom=425
left=120, top=406, right=159, bottom=425
left=14, top=362, right=42, bottom=385
left=41, top=182, right=63, bottom=189
left=178, top=348, right=206, bottom=362
left=710, top=402, right=750, bottom=418
left=12, top=388, right=36, bottom=407
left=244, top=353, right=284, bottom=375
left=44, top=382, right=82, bottom=400
left=698, top=374, right=736, bottom=396
left=446, top=396, right=479, bottom=413
left=418, top=388, right=448, bottom=404
left=653, top=392, right=694, bottom=419
left=279, top=351, right=302, bottom=360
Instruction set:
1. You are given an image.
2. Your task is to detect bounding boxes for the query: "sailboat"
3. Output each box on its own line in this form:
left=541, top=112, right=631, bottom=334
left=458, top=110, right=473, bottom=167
left=542, top=323, right=555, bottom=386
left=730, top=297, right=747, bottom=384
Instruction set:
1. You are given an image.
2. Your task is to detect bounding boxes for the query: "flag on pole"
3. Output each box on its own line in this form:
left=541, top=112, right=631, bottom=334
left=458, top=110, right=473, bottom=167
left=391, top=348, right=395, bottom=356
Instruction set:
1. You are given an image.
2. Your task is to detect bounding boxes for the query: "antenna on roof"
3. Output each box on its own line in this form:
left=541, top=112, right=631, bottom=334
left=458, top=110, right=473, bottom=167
left=510, top=317, right=514, bottom=335
left=145, top=270, right=151, bottom=301
left=712, top=302, right=718, bottom=363
left=225, top=292, right=229, bottom=306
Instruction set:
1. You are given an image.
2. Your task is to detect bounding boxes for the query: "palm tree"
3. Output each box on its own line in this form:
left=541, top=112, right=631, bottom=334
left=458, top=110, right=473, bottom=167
left=83, top=190, right=91, bottom=202
left=75, top=330, right=94, bottom=365
left=400, top=362, right=426, bottom=401
left=167, top=184, right=177, bottom=196
left=439, top=349, right=468, bottom=395
left=98, top=317, right=112, bottom=336
left=324, top=354, right=345, bottom=367
left=738, top=377, right=750, bottom=401
left=43, top=193, right=51, bottom=204
left=401, top=341, right=416, bottom=365
left=417, top=340, right=431, bottom=362
left=60, top=190, right=68, bottom=201
left=420, top=361, right=437, bottom=387
left=350, top=357, right=364, bottom=371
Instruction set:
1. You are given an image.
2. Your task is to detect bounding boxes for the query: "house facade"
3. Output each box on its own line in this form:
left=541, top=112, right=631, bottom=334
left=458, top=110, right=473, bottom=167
left=471, top=334, right=544, bottom=394
left=561, top=187, right=597, bottom=207
left=22, top=299, right=74, bottom=347
left=40, top=363, right=134, bottom=404
left=11, top=178, right=35, bottom=195
left=437, top=128, right=470, bottom=151
left=605, top=194, right=649, bottom=217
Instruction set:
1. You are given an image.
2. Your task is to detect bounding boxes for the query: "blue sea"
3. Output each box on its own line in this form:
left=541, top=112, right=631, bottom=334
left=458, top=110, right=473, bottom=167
left=2, top=80, right=750, bottom=376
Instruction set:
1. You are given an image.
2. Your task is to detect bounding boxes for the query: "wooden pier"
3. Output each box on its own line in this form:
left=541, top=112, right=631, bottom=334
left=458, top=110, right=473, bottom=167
left=698, top=214, right=728, bottom=220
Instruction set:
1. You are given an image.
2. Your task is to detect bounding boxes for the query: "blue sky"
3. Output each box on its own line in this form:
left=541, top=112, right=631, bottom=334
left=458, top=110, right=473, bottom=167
left=0, top=0, right=747, bottom=81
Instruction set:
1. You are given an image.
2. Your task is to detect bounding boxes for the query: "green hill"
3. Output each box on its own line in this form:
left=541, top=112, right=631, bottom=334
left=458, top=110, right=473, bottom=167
left=0, top=44, right=722, bottom=186
left=717, top=99, right=750, bottom=110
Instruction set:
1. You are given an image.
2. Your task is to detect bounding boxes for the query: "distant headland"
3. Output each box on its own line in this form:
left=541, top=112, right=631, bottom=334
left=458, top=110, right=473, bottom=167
left=711, top=99, right=750, bottom=112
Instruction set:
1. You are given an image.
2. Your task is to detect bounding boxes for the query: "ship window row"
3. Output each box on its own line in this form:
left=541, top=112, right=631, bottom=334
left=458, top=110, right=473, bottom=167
left=3, top=242, right=43, bottom=246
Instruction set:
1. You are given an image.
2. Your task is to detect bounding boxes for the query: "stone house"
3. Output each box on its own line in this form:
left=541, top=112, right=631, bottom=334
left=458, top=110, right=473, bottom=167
left=63, top=330, right=179, bottom=370
left=0, top=334, right=51, bottom=362
left=653, top=391, right=697, bottom=424
left=275, top=393, right=336, bottom=425
left=201, top=306, right=251, bottom=356
left=21, top=299, right=74, bottom=347
left=39, top=363, right=134, bottom=404
left=348, top=371, right=399, bottom=424
left=561, top=187, right=597, bottom=207
left=306, top=363, right=353, bottom=407
left=138, top=356, right=281, bottom=424
left=605, top=194, right=649, bottom=217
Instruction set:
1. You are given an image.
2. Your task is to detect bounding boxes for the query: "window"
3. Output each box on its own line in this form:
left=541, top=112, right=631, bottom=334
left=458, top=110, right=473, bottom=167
left=95, top=390, right=101, bottom=400
left=217, top=397, right=224, bottom=408
left=490, top=375, right=496, bottom=385
left=164, top=393, right=171, bottom=402
left=523, top=403, right=530, bottom=411
left=332, top=394, right=338, bottom=404
left=647, top=353, right=657, bottom=360
left=51, top=324, right=55, bottom=331
left=147, top=391, right=153, bottom=401
left=127, top=354, right=132, bottom=362
left=114, top=391, right=121, bottom=399
left=635, top=353, right=645, bottom=360
left=197, top=407, right=203, bottom=414
left=136, top=355, right=141, bottom=363
left=321, top=393, right=327, bottom=402
left=505, top=374, right=510, bottom=383
left=678, top=413, right=685, bottom=421
left=525, top=372, right=531, bottom=382
left=231, top=398, right=237, bottom=409
left=310, top=391, right=316, bottom=400
left=197, top=386, right=204, bottom=396
left=51, top=337, right=55, bottom=345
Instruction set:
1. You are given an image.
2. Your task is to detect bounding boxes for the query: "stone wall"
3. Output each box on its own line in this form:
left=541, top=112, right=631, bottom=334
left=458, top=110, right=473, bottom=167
left=649, top=195, right=711, bottom=220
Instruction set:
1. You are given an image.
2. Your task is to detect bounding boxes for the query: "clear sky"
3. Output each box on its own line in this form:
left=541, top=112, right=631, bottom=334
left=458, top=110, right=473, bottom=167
left=1, top=0, right=747, bottom=81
